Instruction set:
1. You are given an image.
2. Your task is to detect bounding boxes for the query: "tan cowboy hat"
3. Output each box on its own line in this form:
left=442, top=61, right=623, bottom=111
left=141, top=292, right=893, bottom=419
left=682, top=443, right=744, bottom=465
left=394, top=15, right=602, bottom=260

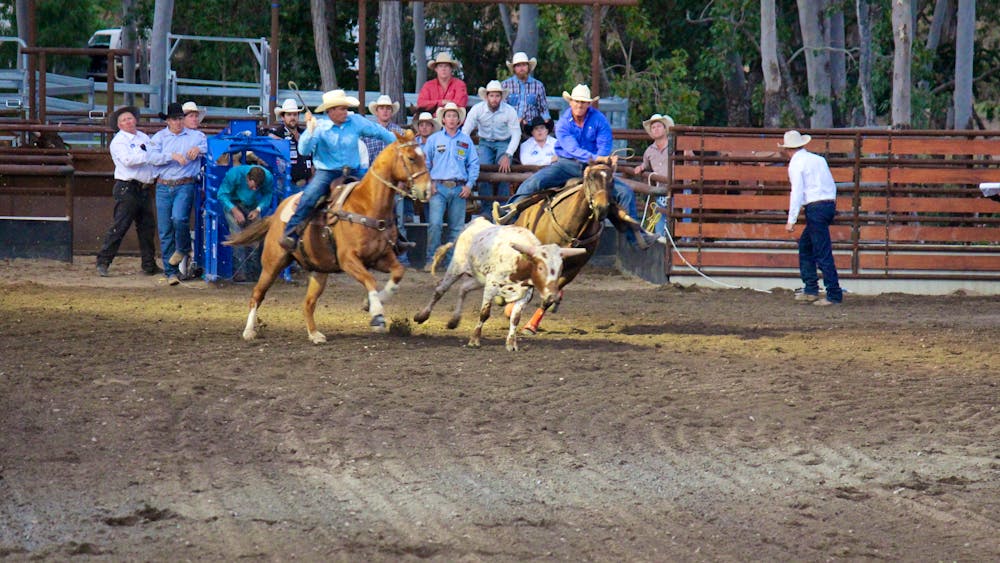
left=414, top=111, right=441, bottom=133
left=477, top=80, right=509, bottom=101
left=367, top=94, right=400, bottom=116
left=562, top=84, right=599, bottom=104
left=434, top=102, right=467, bottom=125
left=181, top=101, right=207, bottom=122
left=274, top=98, right=304, bottom=118
left=778, top=130, right=812, bottom=149
left=427, top=52, right=462, bottom=71
left=314, top=89, right=361, bottom=113
left=642, top=113, right=675, bottom=136
left=505, top=51, right=537, bottom=73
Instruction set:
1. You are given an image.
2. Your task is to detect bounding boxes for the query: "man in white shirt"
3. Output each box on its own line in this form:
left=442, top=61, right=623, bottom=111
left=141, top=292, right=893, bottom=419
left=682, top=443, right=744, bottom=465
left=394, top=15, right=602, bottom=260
left=518, top=116, right=556, bottom=167
left=779, top=130, right=843, bottom=306
left=96, top=106, right=159, bottom=277
left=463, top=80, right=520, bottom=219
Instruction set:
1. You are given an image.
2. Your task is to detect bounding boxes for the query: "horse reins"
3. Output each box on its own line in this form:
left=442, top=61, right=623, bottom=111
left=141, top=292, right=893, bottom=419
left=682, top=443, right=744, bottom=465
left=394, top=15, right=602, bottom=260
left=367, top=140, right=428, bottom=199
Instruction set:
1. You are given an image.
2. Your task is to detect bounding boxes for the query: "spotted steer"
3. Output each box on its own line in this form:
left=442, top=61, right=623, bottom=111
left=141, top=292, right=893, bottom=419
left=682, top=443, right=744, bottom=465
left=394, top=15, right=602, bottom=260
left=413, top=217, right=586, bottom=351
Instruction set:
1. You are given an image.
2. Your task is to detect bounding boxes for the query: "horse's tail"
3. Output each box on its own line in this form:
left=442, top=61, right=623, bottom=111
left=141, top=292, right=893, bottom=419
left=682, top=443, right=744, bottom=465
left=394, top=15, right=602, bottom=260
left=224, top=215, right=274, bottom=247
left=429, top=242, right=454, bottom=276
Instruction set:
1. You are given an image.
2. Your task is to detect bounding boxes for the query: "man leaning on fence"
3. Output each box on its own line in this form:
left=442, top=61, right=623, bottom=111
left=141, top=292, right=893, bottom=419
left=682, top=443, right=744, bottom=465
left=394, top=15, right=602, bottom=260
left=462, top=80, right=520, bottom=219
left=96, top=106, right=159, bottom=278
left=779, top=130, right=843, bottom=306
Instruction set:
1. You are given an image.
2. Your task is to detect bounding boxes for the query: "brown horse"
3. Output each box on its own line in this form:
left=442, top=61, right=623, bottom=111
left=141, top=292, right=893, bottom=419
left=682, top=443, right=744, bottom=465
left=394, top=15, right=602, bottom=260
left=512, top=160, right=617, bottom=334
left=224, top=130, right=430, bottom=343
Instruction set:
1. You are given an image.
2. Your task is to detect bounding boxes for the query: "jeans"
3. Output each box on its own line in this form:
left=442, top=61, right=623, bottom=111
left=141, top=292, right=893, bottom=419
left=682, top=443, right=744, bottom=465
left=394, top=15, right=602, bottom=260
left=155, top=182, right=196, bottom=277
left=394, top=194, right=413, bottom=265
left=97, top=181, right=157, bottom=270
left=283, top=168, right=348, bottom=237
left=799, top=201, right=843, bottom=302
left=426, top=183, right=468, bottom=263
left=476, top=139, right=511, bottom=218
left=506, top=157, right=638, bottom=242
left=225, top=205, right=263, bottom=281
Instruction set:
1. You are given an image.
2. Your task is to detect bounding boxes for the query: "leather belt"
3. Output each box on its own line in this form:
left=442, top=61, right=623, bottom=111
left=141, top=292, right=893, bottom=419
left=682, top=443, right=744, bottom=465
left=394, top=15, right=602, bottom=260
left=158, top=177, right=198, bottom=186
left=481, top=138, right=511, bottom=143
left=118, top=179, right=154, bottom=188
left=806, top=199, right=836, bottom=206
left=436, top=179, right=466, bottom=188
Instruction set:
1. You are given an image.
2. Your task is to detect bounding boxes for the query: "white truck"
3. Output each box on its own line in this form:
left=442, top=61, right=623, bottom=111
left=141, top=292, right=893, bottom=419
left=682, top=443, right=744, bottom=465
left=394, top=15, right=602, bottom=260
left=86, top=28, right=145, bottom=81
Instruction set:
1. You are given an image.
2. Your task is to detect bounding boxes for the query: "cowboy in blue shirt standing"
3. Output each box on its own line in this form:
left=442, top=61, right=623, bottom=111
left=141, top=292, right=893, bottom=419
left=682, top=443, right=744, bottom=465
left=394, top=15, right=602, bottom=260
left=424, top=102, right=480, bottom=268
left=493, top=84, right=659, bottom=249
left=279, top=89, right=397, bottom=251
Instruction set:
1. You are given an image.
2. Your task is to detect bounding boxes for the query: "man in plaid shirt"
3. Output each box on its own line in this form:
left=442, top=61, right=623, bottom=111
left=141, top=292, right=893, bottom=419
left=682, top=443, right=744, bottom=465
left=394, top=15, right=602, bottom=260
left=501, top=52, right=550, bottom=126
left=364, top=94, right=405, bottom=162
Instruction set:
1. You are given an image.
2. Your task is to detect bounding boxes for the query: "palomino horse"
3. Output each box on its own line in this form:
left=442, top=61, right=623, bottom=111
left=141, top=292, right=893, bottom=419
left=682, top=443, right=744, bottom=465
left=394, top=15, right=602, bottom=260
left=225, top=130, right=429, bottom=343
left=511, top=159, right=618, bottom=334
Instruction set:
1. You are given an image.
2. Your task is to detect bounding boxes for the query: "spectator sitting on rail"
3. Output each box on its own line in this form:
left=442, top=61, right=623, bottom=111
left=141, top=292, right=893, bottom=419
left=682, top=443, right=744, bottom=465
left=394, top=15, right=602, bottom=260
left=217, top=164, right=274, bottom=282
left=493, top=84, right=660, bottom=250
left=632, top=113, right=674, bottom=235
left=518, top=116, right=556, bottom=167
left=779, top=130, right=843, bottom=306
left=423, top=102, right=479, bottom=271
left=147, top=102, right=208, bottom=286
left=501, top=52, right=550, bottom=127
left=96, top=106, right=159, bottom=278
left=278, top=89, right=396, bottom=252
left=462, top=80, right=520, bottom=220
left=416, top=52, right=469, bottom=115
left=267, top=98, right=313, bottom=187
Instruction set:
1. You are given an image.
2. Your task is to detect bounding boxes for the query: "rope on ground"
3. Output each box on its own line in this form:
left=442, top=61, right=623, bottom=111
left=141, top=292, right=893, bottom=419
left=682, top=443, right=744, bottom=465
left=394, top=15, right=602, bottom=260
left=654, top=199, right=771, bottom=294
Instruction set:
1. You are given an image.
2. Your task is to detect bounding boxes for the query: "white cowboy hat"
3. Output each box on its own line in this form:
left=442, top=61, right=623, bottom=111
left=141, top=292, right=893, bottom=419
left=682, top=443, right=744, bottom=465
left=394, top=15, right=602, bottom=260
left=181, top=101, right=207, bottom=121
left=505, top=51, right=537, bottom=73
left=414, top=111, right=441, bottom=133
left=477, top=80, right=510, bottom=101
left=314, top=89, right=361, bottom=113
left=778, top=130, right=812, bottom=149
left=642, top=113, right=675, bottom=136
left=562, top=84, right=599, bottom=104
left=367, top=94, right=400, bottom=116
left=427, top=52, right=462, bottom=71
left=434, top=102, right=467, bottom=125
left=274, top=98, right=304, bottom=118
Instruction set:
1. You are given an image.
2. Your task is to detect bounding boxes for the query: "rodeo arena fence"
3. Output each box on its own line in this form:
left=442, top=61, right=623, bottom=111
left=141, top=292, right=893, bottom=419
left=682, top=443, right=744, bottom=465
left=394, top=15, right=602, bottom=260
left=1, top=43, right=998, bottom=293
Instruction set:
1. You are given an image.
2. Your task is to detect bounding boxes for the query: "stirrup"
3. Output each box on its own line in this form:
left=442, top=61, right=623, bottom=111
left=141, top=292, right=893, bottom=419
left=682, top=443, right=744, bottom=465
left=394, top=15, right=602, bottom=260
left=492, top=201, right=517, bottom=225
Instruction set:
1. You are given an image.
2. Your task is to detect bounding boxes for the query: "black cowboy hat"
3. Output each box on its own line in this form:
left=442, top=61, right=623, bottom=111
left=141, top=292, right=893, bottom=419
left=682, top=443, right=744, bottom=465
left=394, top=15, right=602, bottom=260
left=158, top=102, right=185, bottom=120
left=522, top=115, right=553, bottom=137
left=109, top=105, right=140, bottom=131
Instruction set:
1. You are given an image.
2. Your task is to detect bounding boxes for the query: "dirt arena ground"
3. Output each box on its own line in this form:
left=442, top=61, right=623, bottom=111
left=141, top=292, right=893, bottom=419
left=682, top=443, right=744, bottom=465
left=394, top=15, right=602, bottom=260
left=0, top=256, right=997, bottom=561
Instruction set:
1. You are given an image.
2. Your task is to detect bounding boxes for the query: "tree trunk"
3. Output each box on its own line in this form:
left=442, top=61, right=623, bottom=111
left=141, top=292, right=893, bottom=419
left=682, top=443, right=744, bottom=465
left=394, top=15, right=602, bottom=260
left=312, top=0, right=337, bottom=90
left=891, top=0, right=913, bottom=128
left=760, top=0, right=782, bottom=128
left=412, top=2, right=426, bottom=87
left=953, top=0, right=975, bottom=129
left=148, top=0, right=174, bottom=112
left=796, top=0, right=833, bottom=127
left=927, top=0, right=953, bottom=52
left=499, top=4, right=514, bottom=52
left=856, top=0, right=876, bottom=126
left=724, top=51, right=750, bottom=127
left=121, top=0, right=137, bottom=105
left=15, top=0, right=29, bottom=66
left=378, top=1, right=405, bottom=124
left=827, top=4, right=846, bottom=121
left=512, top=4, right=539, bottom=58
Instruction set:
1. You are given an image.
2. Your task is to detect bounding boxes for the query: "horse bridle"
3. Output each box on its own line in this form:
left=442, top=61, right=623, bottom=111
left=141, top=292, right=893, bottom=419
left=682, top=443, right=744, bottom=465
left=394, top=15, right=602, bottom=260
left=540, top=163, right=611, bottom=247
left=367, top=140, right=429, bottom=199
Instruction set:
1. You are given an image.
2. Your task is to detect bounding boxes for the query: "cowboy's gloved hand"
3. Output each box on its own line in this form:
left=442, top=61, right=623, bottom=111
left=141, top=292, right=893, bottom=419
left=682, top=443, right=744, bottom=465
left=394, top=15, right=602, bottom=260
left=305, top=113, right=316, bottom=134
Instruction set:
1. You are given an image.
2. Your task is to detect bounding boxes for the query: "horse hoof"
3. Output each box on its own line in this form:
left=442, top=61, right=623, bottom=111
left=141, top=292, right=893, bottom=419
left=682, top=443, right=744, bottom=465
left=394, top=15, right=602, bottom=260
left=242, top=330, right=257, bottom=341
left=309, top=331, right=327, bottom=344
left=521, top=325, right=537, bottom=336
left=446, top=318, right=460, bottom=330
left=467, top=339, right=481, bottom=348
left=370, top=314, right=386, bottom=332
left=506, top=342, right=519, bottom=352
left=413, top=311, right=429, bottom=324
